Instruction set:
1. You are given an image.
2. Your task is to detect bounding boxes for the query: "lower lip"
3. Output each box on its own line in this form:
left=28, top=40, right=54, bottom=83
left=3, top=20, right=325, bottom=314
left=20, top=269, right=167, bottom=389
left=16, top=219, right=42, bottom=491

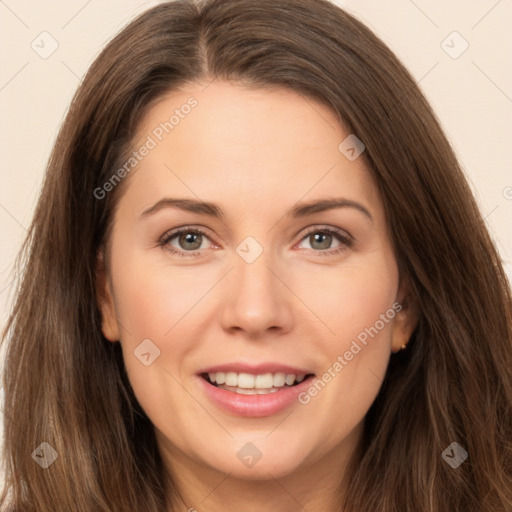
left=197, top=375, right=315, bottom=418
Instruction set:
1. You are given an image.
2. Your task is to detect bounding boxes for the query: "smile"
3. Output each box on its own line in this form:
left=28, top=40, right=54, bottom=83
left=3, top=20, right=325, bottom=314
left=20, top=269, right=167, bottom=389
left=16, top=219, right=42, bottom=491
left=197, top=364, right=316, bottom=417
left=203, top=371, right=308, bottom=395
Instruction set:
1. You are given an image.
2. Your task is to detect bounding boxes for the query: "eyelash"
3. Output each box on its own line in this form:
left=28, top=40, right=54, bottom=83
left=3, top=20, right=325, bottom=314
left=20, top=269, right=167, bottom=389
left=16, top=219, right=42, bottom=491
left=158, top=225, right=353, bottom=258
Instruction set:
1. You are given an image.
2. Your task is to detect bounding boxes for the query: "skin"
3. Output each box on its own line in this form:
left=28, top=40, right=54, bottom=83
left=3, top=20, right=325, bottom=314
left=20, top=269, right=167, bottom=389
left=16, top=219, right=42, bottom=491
left=97, top=80, right=418, bottom=512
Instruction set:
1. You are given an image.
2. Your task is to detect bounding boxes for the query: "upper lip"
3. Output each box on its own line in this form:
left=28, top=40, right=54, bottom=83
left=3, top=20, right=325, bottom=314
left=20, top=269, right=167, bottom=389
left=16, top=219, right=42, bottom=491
left=197, top=362, right=314, bottom=376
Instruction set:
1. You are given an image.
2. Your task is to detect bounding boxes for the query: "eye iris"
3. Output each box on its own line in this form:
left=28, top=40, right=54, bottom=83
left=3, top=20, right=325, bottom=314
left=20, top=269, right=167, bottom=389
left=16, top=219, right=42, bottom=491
left=310, top=232, right=332, bottom=250
left=179, top=232, right=202, bottom=250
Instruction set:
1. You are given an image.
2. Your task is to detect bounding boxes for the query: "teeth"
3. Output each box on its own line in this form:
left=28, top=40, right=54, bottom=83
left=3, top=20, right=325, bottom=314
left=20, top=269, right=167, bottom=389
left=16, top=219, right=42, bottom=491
left=225, top=372, right=237, bottom=386
left=238, top=373, right=255, bottom=388
left=217, top=385, right=280, bottom=395
left=273, top=373, right=286, bottom=387
left=206, top=371, right=307, bottom=389
left=255, top=373, right=274, bottom=388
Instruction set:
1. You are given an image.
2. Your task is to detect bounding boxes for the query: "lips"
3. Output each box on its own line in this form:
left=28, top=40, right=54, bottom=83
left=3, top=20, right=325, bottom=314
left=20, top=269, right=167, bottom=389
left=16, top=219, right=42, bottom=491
left=197, top=362, right=314, bottom=376
left=196, top=362, right=316, bottom=417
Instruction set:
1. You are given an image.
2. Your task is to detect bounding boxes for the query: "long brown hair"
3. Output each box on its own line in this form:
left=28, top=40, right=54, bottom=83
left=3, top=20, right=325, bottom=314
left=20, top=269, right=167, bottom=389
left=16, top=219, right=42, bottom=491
left=1, top=0, right=511, bottom=510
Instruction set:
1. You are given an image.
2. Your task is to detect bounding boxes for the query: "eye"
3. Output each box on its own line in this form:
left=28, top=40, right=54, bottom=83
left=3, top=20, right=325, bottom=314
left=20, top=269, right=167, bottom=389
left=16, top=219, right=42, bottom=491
left=159, top=226, right=214, bottom=257
left=159, top=225, right=353, bottom=258
left=296, top=226, right=353, bottom=256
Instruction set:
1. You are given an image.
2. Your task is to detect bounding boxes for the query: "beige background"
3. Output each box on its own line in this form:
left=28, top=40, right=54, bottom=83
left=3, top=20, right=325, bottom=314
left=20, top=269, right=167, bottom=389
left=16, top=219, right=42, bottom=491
left=0, top=0, right=511, bottom=486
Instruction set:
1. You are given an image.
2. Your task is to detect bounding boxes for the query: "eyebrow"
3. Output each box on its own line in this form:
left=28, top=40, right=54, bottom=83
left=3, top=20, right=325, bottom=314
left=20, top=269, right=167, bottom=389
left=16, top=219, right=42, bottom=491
left=140, top=197, right=373, bottom=222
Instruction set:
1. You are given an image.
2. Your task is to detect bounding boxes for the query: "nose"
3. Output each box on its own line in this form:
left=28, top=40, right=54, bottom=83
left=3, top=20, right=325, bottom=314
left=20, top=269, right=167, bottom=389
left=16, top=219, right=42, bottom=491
left=219, top=248, right=294, bottom=338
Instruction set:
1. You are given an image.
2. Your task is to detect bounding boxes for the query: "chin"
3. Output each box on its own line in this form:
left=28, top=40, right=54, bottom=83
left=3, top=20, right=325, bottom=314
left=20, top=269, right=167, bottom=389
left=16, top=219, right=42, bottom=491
left=198, top=436, right=312, bottom=480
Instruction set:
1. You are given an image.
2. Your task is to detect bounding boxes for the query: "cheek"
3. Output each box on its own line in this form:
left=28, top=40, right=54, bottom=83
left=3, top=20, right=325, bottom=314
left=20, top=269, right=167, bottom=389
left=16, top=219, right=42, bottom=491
left=294, top=253, right=398, bottom=439
left=301, top=249, right=399, bottom=349
left=111, top=245, right=215, bottom=342
left=109, top=248, right=220, bottom=411
left=111, top=261, right=203, bottom=439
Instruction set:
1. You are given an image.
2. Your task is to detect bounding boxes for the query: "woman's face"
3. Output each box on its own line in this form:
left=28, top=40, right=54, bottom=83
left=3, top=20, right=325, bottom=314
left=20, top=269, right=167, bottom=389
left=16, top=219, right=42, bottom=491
left=98, top=80, right=416, bottom=483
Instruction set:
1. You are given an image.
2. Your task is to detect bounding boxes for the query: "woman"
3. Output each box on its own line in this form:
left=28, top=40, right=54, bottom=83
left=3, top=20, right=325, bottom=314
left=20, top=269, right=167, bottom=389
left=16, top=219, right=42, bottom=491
left=1, top=0, right=511, bottom=510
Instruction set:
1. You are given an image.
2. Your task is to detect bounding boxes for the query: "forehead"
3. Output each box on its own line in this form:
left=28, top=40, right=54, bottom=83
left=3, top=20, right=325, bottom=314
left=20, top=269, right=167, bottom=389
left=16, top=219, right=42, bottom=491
left=119, top=80, right=381, bottom=219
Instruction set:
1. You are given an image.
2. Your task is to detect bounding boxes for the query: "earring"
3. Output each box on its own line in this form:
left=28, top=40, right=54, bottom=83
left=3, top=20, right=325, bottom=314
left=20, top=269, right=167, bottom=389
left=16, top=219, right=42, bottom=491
left=401, top=344, right=407, bottom=350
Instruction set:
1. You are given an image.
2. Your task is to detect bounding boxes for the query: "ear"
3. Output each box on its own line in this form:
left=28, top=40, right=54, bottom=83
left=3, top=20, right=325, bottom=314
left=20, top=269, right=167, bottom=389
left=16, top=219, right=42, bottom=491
left=95, top=247, right=120, bottom=342
left=391, top=272, right=420, bottom=353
